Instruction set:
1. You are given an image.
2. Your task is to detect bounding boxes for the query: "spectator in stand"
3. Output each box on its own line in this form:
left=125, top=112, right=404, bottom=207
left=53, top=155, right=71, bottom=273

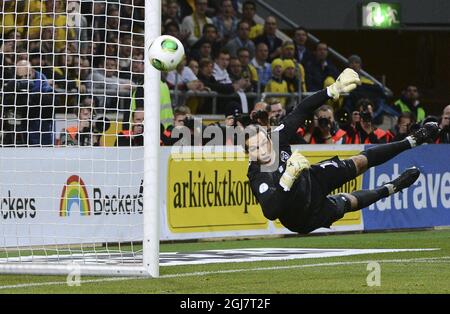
left=280, top=40, right=296, bottom=60
left=254, top=16, right=283, bottom=62
left=237, top=47, right=258, bottom=92
left=118, top=33, right=133, bottom=76
left=300, top=104, right=347, bottom=144
left=280, top=41, right=306, bottom=92
left=386, top=112, right=417, bottom=143
left=0, top=31, right=18, bottom=87
left=131, top=53, right=145, bottom=85
left=0, top=0, right=23, bottom=37
left=162, top=105, right=192, bottom=146
left=282, top=59, right=306, bottom=93
left=79, top=58, right=93, bottom=94
left=267, top=98, right=286, bottom=126
left=394, top=85, right=427, bottom=123
left=437, top=105, right=450, bottom=144
left=225, top=21, right=255, bottom=58
left=345, top=54, right=395, bottom=122
left=228, top=57, right=243, bottom=82
left=188, top=59, right=200, bottom=76
left=28, top=0, right=76, bottom=52
left=250, top=42, right=271, bottom=90
left=240, top=0, right=263, bottom=40
left=213, top=49, right=233, bottom=84
left=181, top=0, right=213, bottom=46
left=305, top=42, right=339, bottom=92
left=264, top=58, right=288, bottom=107
left=53, top=53, right=79, bottom=92
left=60, top=97, right=100, bottom=146
left=190, top=40, right=213, bottom=62
left=292, top=26, right=313, bottom=65
left=163, top=21, right=190, bottom=52
left=92, top=57, right=132, bottom=108
left=228, top=57, right=252, bottom=92
left=197, top=58, right=245, bottom=113
left=345, top=98, right=387, bottom=144
left=166, top=57, right=205, bottom=92
left=115, top=108, right=144, bottom=146
left=189, top=24, right=221, bottom=61
left=163, top=0, right=183, bottom=25
left=250, top=101, right=270, bottom=127
left=3, top=60, right=54, bottom=146
left=212, top=0, right=239, bottom=45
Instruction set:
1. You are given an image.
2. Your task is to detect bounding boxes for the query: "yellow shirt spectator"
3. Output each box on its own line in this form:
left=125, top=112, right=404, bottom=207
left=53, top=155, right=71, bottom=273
left=282, top=59, right=306, bottom=92
left=27, top=0, right=75, bottom=51
left=265, top=58, right=289, bottom=106
left=0, top=0, right=26, bottom=36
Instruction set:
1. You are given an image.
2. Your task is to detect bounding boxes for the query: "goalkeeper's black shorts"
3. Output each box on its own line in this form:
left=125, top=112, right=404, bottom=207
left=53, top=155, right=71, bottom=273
left=279, top=156, right=357, bottom=234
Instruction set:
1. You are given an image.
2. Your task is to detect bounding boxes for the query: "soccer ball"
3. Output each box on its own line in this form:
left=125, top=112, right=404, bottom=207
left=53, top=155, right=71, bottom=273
left=148, top=35, right=185, bottom=72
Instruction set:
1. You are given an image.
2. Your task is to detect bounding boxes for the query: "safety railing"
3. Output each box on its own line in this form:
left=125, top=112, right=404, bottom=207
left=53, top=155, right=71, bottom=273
left=169, top=90, right=318, bottom=114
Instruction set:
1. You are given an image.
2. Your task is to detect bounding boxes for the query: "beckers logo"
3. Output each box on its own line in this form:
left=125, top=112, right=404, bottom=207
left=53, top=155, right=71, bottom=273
left=60, top=175, right=91, bottom=216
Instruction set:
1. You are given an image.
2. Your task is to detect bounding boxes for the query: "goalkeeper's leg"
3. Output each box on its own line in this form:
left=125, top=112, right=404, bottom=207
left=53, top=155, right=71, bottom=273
left=335, top=167, right=420, bottom=213
left=349, top=122, right=440, bottom=176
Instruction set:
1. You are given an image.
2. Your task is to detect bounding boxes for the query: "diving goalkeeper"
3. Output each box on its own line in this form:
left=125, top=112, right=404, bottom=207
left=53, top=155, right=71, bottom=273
left=246, top=68, right=440, bottom=234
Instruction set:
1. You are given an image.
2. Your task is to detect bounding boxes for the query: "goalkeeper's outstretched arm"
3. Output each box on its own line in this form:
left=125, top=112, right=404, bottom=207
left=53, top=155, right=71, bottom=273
left=275, top=68, right=361, bottom=142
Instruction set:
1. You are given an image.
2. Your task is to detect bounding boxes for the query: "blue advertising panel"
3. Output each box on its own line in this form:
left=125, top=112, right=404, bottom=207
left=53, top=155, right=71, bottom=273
left=362, top=145, right=450, bottom=230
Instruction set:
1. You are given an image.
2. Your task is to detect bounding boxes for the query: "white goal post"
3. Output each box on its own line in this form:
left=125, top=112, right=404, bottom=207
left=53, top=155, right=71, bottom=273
left=0, top=0, right=160, bottom=277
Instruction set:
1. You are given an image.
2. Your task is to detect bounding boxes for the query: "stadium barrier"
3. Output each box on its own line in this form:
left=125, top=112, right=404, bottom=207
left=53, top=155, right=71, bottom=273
left=0, top=144, right=448, bottom=246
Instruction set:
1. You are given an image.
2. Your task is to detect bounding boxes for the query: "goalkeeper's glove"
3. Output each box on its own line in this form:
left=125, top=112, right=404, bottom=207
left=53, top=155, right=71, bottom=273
left=279, top=151, right=311, bottom=192
left=327, top=68, right=361, bottom=100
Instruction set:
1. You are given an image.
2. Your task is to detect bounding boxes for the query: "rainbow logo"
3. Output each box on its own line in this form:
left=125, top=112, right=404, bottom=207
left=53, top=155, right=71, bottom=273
left=60, top=175, right=91, bottom=216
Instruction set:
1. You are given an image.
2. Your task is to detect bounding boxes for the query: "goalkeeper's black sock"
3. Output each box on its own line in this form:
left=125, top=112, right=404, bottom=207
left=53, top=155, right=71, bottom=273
left=350, top=186, right=393, bottom=211
left=360, top=139, right=412, bottom=168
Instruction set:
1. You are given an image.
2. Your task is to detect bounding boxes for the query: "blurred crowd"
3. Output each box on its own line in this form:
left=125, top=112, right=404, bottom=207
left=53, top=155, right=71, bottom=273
left=0, top=0, right=448, bottom=147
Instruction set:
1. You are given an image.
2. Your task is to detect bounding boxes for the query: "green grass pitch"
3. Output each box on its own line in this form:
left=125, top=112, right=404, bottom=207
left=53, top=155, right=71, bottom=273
left=0, top=229, right=449, bottom=293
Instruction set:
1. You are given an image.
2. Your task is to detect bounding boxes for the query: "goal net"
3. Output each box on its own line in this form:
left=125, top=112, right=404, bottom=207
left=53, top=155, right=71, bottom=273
left=0, top=0, right=160, bottom=276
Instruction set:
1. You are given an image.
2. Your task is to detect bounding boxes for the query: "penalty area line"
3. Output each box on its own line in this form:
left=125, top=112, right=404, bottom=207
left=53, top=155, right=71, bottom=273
left=0, top=256, right=449, bottom=290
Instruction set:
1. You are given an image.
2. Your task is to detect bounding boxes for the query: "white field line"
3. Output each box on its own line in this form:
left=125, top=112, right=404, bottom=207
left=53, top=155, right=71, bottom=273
left=0, top=256, right=449, bottom=290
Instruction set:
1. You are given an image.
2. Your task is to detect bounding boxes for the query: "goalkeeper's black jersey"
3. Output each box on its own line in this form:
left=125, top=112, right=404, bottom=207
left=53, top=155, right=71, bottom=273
left=247, top=90, right=330, bottom=223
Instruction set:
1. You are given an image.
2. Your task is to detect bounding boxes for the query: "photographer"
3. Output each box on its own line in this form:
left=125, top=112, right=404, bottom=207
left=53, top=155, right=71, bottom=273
left=301, top=104, right=347, bottom=144
left=60, top=96, right=102, bottom=146
left=163, top=106, right=203, bottom=146
left=437, top=105, right=450, bottom=144
left=345, top=98, right=387, bottom=144
left=386, top=112, right=416, bottom=143
left=268, top=99, right=286, bottom=126
left=2, top=60, right=54, bottom=146
left=115, top=108, right=144, bottom=147
left=249, top=101, right=270, bottom=127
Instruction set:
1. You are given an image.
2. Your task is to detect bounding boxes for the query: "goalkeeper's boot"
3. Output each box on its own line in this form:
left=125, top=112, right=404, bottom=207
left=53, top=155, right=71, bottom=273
left=409, top=122, right=440, bottom=146
left=385, top=167, right=420, bottom=193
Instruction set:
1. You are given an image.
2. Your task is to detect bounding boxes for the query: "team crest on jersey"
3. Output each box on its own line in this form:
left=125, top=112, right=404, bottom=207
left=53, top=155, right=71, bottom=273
left=280, top=151, right=290, bottom=162
left=259, top=183, right=269, bottom=194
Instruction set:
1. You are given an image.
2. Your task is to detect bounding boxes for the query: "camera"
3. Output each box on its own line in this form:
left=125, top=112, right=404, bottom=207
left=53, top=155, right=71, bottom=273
left=233, top=112, right=251, bottom=127
left=252, top=110, right=269, bottom=126
left=318, top=117, right=330, bottom=129
left=183, top=116, right=195, bottom=129
left=16, top=79, right=32, bottom=92
left=360, top=111, right=372, bottom=123
left=92, top=116, right=111, bottom=133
